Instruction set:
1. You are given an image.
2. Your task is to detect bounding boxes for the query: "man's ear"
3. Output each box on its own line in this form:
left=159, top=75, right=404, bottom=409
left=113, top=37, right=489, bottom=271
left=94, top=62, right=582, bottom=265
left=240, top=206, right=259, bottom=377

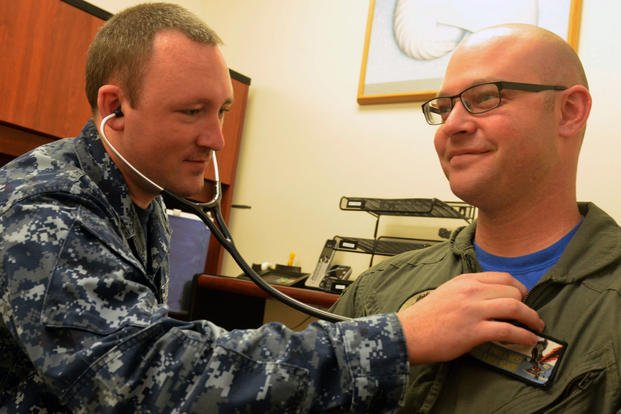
left=558, top=85, right=591, bottom=138
left=97, top=84, right=125, bottom=131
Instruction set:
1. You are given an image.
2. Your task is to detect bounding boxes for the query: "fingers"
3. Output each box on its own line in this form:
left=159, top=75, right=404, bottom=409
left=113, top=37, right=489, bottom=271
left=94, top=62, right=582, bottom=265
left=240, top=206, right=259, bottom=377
left=459, top=272, right=528, bottom=299
left=478, top=320, right=541, bottom=346
left=447, top=273, right=544, bottom=333
left=434, top=272, right=527, bottom=305
left=397, top=271, right=544, bottom=364
left=479, top=297, right=545, bottom=333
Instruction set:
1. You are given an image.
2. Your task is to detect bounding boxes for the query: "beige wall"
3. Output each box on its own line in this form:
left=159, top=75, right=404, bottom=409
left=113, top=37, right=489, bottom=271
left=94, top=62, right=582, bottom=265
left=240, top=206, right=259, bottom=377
left=88, top=0, right=621, bottom=279
left=87, top=0, right=204, bottom=15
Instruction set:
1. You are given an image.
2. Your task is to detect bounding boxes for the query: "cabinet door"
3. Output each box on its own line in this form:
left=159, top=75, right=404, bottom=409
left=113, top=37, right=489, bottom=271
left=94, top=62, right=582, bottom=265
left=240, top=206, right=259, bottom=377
left=0, top=0, right=103, bottom=139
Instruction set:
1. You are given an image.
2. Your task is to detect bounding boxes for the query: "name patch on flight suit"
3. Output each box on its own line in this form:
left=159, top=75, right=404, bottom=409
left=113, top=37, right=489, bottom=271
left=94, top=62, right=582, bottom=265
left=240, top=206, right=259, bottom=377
left=469, top=330, right=567, bottom=388
left=399, top=289, right=566, bottom=387
left=399, top=289, right=566, bottom=388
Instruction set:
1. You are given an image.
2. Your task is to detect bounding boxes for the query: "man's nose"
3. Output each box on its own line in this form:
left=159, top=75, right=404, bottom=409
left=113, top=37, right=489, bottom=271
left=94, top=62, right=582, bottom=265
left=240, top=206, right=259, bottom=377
left=440, top=99, right=476, bottom=135
left=198, top=117, right=226, bottom=151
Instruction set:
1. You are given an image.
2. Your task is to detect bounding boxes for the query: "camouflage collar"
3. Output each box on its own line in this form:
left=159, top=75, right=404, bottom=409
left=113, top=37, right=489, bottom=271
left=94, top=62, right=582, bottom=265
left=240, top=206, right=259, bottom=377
left=75, top=119, right=139, bottom=241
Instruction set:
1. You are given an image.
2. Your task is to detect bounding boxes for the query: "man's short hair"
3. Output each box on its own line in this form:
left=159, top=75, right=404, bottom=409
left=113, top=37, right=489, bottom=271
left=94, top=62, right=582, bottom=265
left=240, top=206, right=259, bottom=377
left=85, top=2, right=222, bottom=113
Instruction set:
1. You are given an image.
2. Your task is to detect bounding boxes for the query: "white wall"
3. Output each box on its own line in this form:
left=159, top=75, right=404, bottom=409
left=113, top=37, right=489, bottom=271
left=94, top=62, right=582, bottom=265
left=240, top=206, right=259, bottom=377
left=87, top=0, right=205, bottom=16
left=202, top=0, right=621, bottom=278
left=88, top=0, right=621, bottom=278
left=574, top=1, right=621, bottom=218
left=202, top=1, right=462, bottom=277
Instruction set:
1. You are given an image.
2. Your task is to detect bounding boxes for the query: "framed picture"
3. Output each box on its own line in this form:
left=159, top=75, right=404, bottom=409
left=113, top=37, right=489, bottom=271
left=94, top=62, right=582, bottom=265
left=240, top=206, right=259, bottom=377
left=357, top=0, right=583, bottom=105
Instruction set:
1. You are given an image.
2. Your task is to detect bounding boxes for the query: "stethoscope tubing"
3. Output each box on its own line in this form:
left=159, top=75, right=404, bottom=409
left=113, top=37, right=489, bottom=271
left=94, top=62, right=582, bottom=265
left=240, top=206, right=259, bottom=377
left=100, top=114, right=349, bottom=323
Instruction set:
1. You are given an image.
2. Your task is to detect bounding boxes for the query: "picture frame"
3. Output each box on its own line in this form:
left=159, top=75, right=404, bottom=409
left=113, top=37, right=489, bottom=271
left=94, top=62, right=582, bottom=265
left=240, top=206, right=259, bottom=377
left=357, top=0, right=583, bottom=105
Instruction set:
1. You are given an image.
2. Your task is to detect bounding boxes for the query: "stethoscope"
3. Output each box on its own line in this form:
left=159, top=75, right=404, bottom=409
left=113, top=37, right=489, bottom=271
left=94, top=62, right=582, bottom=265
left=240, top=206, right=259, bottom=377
left=100, top=111, right=348, bottom=322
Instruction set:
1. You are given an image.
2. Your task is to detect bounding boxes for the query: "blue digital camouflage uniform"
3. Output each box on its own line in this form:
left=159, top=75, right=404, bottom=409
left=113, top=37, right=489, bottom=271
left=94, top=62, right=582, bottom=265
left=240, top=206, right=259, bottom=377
left=0, top=120, right=409, bottom=412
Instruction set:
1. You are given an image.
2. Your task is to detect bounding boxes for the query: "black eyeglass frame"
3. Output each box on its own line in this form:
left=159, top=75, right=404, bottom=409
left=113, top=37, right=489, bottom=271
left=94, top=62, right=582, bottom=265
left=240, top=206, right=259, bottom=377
left=422, top=81, right=567, bottom=125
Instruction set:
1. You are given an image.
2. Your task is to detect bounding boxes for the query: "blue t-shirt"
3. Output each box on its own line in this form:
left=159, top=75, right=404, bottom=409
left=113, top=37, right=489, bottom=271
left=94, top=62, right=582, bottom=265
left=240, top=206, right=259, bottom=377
left=474, top=219, right=583, bottom=290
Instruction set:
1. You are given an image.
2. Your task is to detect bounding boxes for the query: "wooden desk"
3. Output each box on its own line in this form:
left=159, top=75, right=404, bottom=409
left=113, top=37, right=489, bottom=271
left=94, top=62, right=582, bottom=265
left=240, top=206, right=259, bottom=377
left=189, top=274, right=340, bottom=330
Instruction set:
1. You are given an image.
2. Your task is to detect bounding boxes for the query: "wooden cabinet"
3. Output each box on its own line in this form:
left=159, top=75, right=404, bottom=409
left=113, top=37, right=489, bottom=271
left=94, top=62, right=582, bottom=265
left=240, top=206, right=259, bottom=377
left=0, top=0, right=250, bottom=274
left=189, top=275, right=340, bottom=329
left=0, top=0, right=98, bottom=138
left=0, top=0, right=104, bottom=149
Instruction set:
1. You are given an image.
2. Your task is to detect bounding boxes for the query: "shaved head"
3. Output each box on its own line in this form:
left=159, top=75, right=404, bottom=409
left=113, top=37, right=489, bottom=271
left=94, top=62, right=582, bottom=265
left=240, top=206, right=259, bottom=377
left=455, top=23, right=588, bottom=88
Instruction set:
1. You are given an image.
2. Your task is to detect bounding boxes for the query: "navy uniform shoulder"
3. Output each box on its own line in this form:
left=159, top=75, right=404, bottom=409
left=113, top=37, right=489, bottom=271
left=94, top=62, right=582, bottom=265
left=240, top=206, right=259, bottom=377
left=0, top=138, right=85, bottom=208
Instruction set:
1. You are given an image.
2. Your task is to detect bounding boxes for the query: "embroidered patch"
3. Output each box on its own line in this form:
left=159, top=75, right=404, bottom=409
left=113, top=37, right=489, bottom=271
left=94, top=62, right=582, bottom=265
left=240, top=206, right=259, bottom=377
left=469, top=329, right=567, bottom=388
left=398, top=289, right=435, bottom=311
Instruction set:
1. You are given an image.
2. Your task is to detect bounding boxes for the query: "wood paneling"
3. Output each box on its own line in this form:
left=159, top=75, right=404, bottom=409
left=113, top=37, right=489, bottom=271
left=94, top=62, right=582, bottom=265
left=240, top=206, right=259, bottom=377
left=0, top=123, right=55, bottom=158
left=0, top=0, right=103, bottom=139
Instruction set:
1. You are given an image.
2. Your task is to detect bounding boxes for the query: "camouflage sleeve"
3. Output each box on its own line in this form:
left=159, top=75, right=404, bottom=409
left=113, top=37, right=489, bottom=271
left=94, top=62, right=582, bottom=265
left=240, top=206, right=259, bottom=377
left=1, top=197, right=408, bottom=412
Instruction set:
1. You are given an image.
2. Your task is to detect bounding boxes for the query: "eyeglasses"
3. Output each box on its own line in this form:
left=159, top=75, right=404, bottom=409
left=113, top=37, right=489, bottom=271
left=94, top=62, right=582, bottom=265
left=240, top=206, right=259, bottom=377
left=421, top=81, right=567, bottom=125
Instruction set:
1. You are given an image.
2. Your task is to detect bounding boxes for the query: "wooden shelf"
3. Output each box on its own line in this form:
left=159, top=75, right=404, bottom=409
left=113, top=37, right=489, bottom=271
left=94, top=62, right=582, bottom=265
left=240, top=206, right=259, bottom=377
left=188, top=274, right=340, bottom=329
left=194, top=274, right=340, bottom=308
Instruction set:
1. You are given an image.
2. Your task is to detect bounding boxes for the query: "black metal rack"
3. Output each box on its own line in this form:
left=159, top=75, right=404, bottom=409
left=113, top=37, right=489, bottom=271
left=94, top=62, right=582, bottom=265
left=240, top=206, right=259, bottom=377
left=332, top=235, right=436, bottom=256
left=339, top=197, right=476, bottom=220
left=335, top=196, right=476, bottom=266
